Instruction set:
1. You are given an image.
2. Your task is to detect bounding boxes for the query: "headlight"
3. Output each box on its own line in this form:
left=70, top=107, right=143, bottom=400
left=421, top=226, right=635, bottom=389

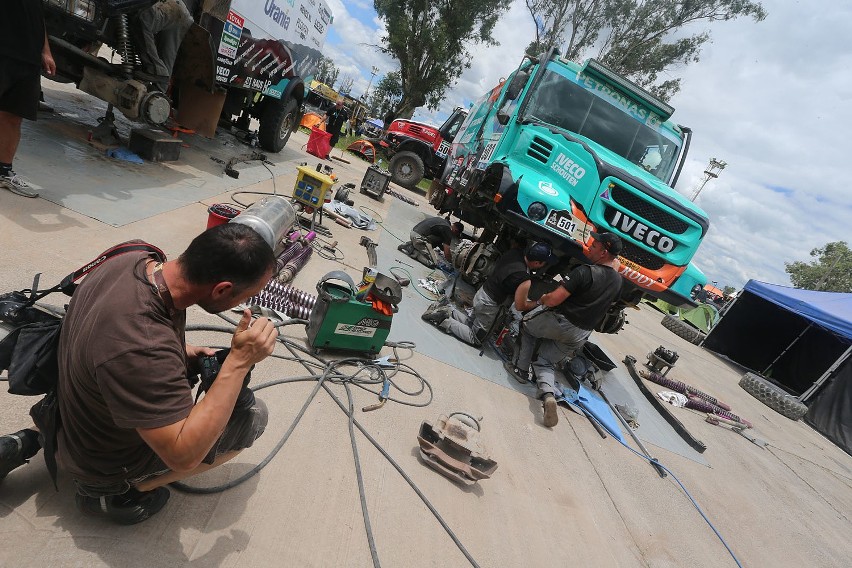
left=527, top=201, right=548, bottom=221
left=690, top=283, right=703, bottom=299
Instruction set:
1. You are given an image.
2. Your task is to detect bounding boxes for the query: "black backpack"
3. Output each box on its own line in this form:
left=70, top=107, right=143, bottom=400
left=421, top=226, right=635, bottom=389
left=0, top=242, right=164, bottom=488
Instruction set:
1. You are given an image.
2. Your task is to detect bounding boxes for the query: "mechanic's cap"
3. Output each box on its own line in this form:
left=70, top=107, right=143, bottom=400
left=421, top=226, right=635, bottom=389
left=590, top=231, right=623, bottom=255
left=526, top=241, right=554, bottom=263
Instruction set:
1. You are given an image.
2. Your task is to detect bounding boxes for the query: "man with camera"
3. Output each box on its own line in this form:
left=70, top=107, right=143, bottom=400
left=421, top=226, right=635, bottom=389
left=0, top=224, right=278, bottom=524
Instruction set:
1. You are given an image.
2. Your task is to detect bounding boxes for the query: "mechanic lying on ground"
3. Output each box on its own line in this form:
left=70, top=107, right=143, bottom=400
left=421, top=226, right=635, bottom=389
left=398, top=215, right=464, bottom=269
left=422, top=241, right=553, bottom=346
left=0, top=224, right=277, bottom=524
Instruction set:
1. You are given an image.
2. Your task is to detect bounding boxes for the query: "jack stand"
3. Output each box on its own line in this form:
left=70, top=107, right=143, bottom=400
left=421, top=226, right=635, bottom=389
left=90, top=104, right=120, bottom=145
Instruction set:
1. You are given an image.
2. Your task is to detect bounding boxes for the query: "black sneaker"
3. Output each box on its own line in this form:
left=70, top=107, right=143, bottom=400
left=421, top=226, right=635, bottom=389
left=396, top=242, right=414, bottom=255
left=503, top=361, right=530, bottom=384
left=0, top=434, right=28, bottom=481
left=76, top=487, right=170, bottom=525
left=421, top=305, right=451, bottom=324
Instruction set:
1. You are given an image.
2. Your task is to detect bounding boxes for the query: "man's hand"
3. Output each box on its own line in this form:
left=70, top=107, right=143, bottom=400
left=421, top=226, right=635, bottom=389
left=230, top=309, right=278, bottom=367
left=42, top=33, right=55, bottom=75
left=186, top=343, right=217, bottom=362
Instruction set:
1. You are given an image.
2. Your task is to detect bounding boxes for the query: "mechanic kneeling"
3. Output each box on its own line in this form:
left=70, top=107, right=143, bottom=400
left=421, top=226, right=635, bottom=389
left=0, top=224, right=278, bottom=524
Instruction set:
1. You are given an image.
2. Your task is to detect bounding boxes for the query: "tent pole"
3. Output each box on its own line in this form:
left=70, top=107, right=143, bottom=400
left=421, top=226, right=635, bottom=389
left=762, top=322, right=813, bottom=376
left=798, top=344, right=852, bottom=402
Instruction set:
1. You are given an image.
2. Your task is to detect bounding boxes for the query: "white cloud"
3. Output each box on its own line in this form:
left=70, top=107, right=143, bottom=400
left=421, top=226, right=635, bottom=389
left=325, top=0, right=852, bottom=290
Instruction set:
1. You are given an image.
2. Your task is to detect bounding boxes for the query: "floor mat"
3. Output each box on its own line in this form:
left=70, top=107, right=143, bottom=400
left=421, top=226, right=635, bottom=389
left=375, top=199, right=708, bottom=466
left=374, top=199, right=538, bottom=397
left=16, top=87, right=303, bottom=226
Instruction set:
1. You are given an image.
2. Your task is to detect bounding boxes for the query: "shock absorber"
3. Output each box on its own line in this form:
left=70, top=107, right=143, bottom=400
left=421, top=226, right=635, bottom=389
left=114, top=14, right=136, bottom=78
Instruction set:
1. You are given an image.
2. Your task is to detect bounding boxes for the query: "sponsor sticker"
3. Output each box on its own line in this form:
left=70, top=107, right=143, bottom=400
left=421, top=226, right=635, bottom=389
left=538, top=180, right=558, bottom=196
left=476, top=141, right=497, bottom=170
left=334, top=323, right=377, bottom=338
left=227, top=10, right=245, bottom=28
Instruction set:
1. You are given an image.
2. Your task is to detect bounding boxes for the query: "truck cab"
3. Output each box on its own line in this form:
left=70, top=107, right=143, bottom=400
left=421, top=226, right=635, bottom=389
left=380, top=107, right=467, bottom=188
left=432, top=51, right=709, bottom=307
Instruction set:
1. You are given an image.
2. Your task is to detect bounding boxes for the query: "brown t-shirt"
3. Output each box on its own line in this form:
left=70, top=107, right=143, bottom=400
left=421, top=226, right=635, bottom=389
left=57, top=249, right=192, bottom=483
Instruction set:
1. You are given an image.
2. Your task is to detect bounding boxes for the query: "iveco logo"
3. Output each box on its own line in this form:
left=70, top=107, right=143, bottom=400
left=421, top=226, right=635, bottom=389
left=610, top=210, right=675, bottom=253
left=538, top=180, right=558, bottom=196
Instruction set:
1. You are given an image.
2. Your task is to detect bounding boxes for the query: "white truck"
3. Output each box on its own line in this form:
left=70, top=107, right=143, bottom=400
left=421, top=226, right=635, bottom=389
left=43, top=0, right=333, bottom=152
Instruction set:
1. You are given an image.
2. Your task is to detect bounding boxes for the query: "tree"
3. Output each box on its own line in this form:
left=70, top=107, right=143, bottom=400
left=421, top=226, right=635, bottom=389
left=785, top=241, right=852, bottom=293
left=314, top=56, right=339, bottom=87
left=722, top=285, right=736, bottom=297
left=337, top=74, right=355, bottom=95
left=368, top=71, right=403, bottom=118
left=525, top=0, right=767, bottom=100
left=374, top=0, right=512, bottom=118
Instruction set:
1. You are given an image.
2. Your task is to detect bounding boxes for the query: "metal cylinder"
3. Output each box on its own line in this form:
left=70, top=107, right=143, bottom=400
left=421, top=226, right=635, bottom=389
left=229, top=196, right=296, bottom=254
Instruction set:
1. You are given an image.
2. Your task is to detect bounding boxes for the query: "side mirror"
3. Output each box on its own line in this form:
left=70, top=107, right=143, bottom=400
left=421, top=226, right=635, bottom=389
left=496, top=110, right=510, bottom=125
left=505, top=71, right=529, bottom=101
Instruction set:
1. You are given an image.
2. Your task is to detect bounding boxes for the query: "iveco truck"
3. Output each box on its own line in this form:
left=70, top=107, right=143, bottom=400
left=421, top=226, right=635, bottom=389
left=431, top=50, right=709, bottom=307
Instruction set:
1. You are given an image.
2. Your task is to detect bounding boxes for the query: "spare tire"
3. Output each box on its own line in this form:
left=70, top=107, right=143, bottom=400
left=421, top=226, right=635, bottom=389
left=660, top=314, right=702, bottom=345
left=738, top=372, right=808, bottom=421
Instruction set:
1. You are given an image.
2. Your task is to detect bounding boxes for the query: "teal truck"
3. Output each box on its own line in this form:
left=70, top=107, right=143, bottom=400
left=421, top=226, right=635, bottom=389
left=431, top=50, right=708, bottom=308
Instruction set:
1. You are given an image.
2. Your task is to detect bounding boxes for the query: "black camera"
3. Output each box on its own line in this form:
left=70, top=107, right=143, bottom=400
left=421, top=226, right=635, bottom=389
left=198, top=348, right=256, bottom=412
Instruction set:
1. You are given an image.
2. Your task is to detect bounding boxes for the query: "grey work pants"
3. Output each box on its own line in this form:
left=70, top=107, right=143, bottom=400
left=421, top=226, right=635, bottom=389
left=409, top=230, right=440, bottom=268
left=132, top=0, right=193, bottom=80
left=439, top=287, right=501, bottom=345
left=514, top=309, right=591, bottom=380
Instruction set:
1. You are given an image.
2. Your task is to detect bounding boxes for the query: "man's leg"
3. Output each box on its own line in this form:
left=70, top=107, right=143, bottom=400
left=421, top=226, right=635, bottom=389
left=512, top=311, right=566, bottom=373
left=75, top=399, right=268, bottom=524
left=154, top=0, right=193, bottom=80
left=410, top=231, right=438, bottom=268
left=0, top=111, right=22, bottom=164
left=0, top=428, right=41, bottom=480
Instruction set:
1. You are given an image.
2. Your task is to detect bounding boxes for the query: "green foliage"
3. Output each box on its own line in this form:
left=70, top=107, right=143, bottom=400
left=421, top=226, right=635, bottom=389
left=368, top=71, right=403, bottom=117
left=785, top=241, right=852, bottom=293
left=374, top=0, right=512, bottom=117
left=722, top=285, right=737, bottom=297
left=314, top=56, right=339, bottom=87
left=525, top=0, right=767, bottom=101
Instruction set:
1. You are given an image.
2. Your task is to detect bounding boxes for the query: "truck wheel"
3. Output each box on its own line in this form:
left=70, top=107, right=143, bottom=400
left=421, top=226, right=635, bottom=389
left=738, top=372, right=808, bottom=421
left=259, top=98, right=297, bottom=153
left=389, top=151, right=425, bottom=188
left=660, top=314, right=702, bottom=345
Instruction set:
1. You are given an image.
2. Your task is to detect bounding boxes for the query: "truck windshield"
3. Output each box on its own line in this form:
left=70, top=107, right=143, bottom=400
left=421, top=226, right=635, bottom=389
left=521, top=66, right=682, bottom=183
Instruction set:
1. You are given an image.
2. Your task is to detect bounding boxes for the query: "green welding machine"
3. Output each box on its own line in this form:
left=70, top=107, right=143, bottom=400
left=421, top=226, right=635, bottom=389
left=306, top=271, right=401, bottom=355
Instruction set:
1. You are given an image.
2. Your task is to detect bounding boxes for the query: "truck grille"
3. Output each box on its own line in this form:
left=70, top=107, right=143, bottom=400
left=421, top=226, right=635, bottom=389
left=620, top=242, right=665, bottom=270
left=527, top=136, right=553, bottom=164
left=610, top=186, right=689, bottom=234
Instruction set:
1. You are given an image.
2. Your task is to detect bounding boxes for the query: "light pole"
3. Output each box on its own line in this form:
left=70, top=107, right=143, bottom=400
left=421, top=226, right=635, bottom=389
left=364, top=66, right=379, bottom=103
left=690, top=158, right=727, bottom=202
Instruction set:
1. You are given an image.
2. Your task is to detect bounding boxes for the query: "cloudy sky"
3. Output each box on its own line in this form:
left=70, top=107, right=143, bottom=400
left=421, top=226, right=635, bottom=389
left=321, top=0, right=852, bottom=291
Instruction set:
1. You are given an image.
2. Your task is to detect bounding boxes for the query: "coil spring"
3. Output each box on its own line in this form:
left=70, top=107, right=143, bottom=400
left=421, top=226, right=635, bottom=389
left=115, top=14, right=135, bottom=77
left=642, top=370, right=731, bottom=411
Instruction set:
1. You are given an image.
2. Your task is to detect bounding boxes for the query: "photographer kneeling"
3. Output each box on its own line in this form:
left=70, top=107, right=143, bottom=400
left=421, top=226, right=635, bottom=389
left=0, top=224, right=278, bottom=524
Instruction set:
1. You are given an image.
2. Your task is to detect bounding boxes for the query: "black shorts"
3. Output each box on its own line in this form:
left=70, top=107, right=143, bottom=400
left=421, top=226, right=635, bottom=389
left=0, top=58, right=40, bottom=121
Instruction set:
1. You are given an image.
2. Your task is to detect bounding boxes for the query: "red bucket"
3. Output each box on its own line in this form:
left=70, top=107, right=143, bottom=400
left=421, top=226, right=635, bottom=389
left=207, top=203, right=241, bottom=229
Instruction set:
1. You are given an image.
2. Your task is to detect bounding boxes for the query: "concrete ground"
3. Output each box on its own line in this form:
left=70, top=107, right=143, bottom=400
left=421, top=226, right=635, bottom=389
left=1, top=82, right=850, bottom=568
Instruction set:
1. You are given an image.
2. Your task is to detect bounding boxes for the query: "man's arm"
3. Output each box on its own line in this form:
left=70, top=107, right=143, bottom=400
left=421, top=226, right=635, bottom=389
left=443, top=243, right=452, bottom=262
left=42, top=30, right=55, bottom=75
left=514, top=280, right=533, bottom=311
left=137, top=310, right=277, bottom=472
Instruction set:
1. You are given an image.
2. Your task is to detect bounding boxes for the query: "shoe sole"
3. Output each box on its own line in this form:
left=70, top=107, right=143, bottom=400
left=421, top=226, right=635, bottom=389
left=76, top=487, right=170, bottom=525
left=543, top=397, right=558, bottom=427
left=1, top=182, right=39, bottom=198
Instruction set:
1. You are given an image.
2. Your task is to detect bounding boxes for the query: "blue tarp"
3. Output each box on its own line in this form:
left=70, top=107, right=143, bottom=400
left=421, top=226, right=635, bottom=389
left=743, top=280, right=852, bottom=340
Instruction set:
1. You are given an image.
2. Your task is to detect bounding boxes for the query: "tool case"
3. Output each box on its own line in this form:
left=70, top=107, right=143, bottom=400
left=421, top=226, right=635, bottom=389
left=306, top=271, right=400, bottom=355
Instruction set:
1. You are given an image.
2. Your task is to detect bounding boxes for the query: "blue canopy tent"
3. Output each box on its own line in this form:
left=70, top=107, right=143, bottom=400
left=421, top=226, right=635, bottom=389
left=703, top=280, right=852, bottom=454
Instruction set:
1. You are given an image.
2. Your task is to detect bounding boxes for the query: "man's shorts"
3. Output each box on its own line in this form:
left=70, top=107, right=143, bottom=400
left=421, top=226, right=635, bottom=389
left=74, top=399, right=269, bottom=498
left=0, top=58, right=40, bottom=121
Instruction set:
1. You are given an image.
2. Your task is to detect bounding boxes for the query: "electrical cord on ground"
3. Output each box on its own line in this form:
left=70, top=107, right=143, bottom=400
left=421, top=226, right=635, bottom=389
left=582, top=408, right=743, bottom=568
left=175, top=315, right=478, bottom=567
